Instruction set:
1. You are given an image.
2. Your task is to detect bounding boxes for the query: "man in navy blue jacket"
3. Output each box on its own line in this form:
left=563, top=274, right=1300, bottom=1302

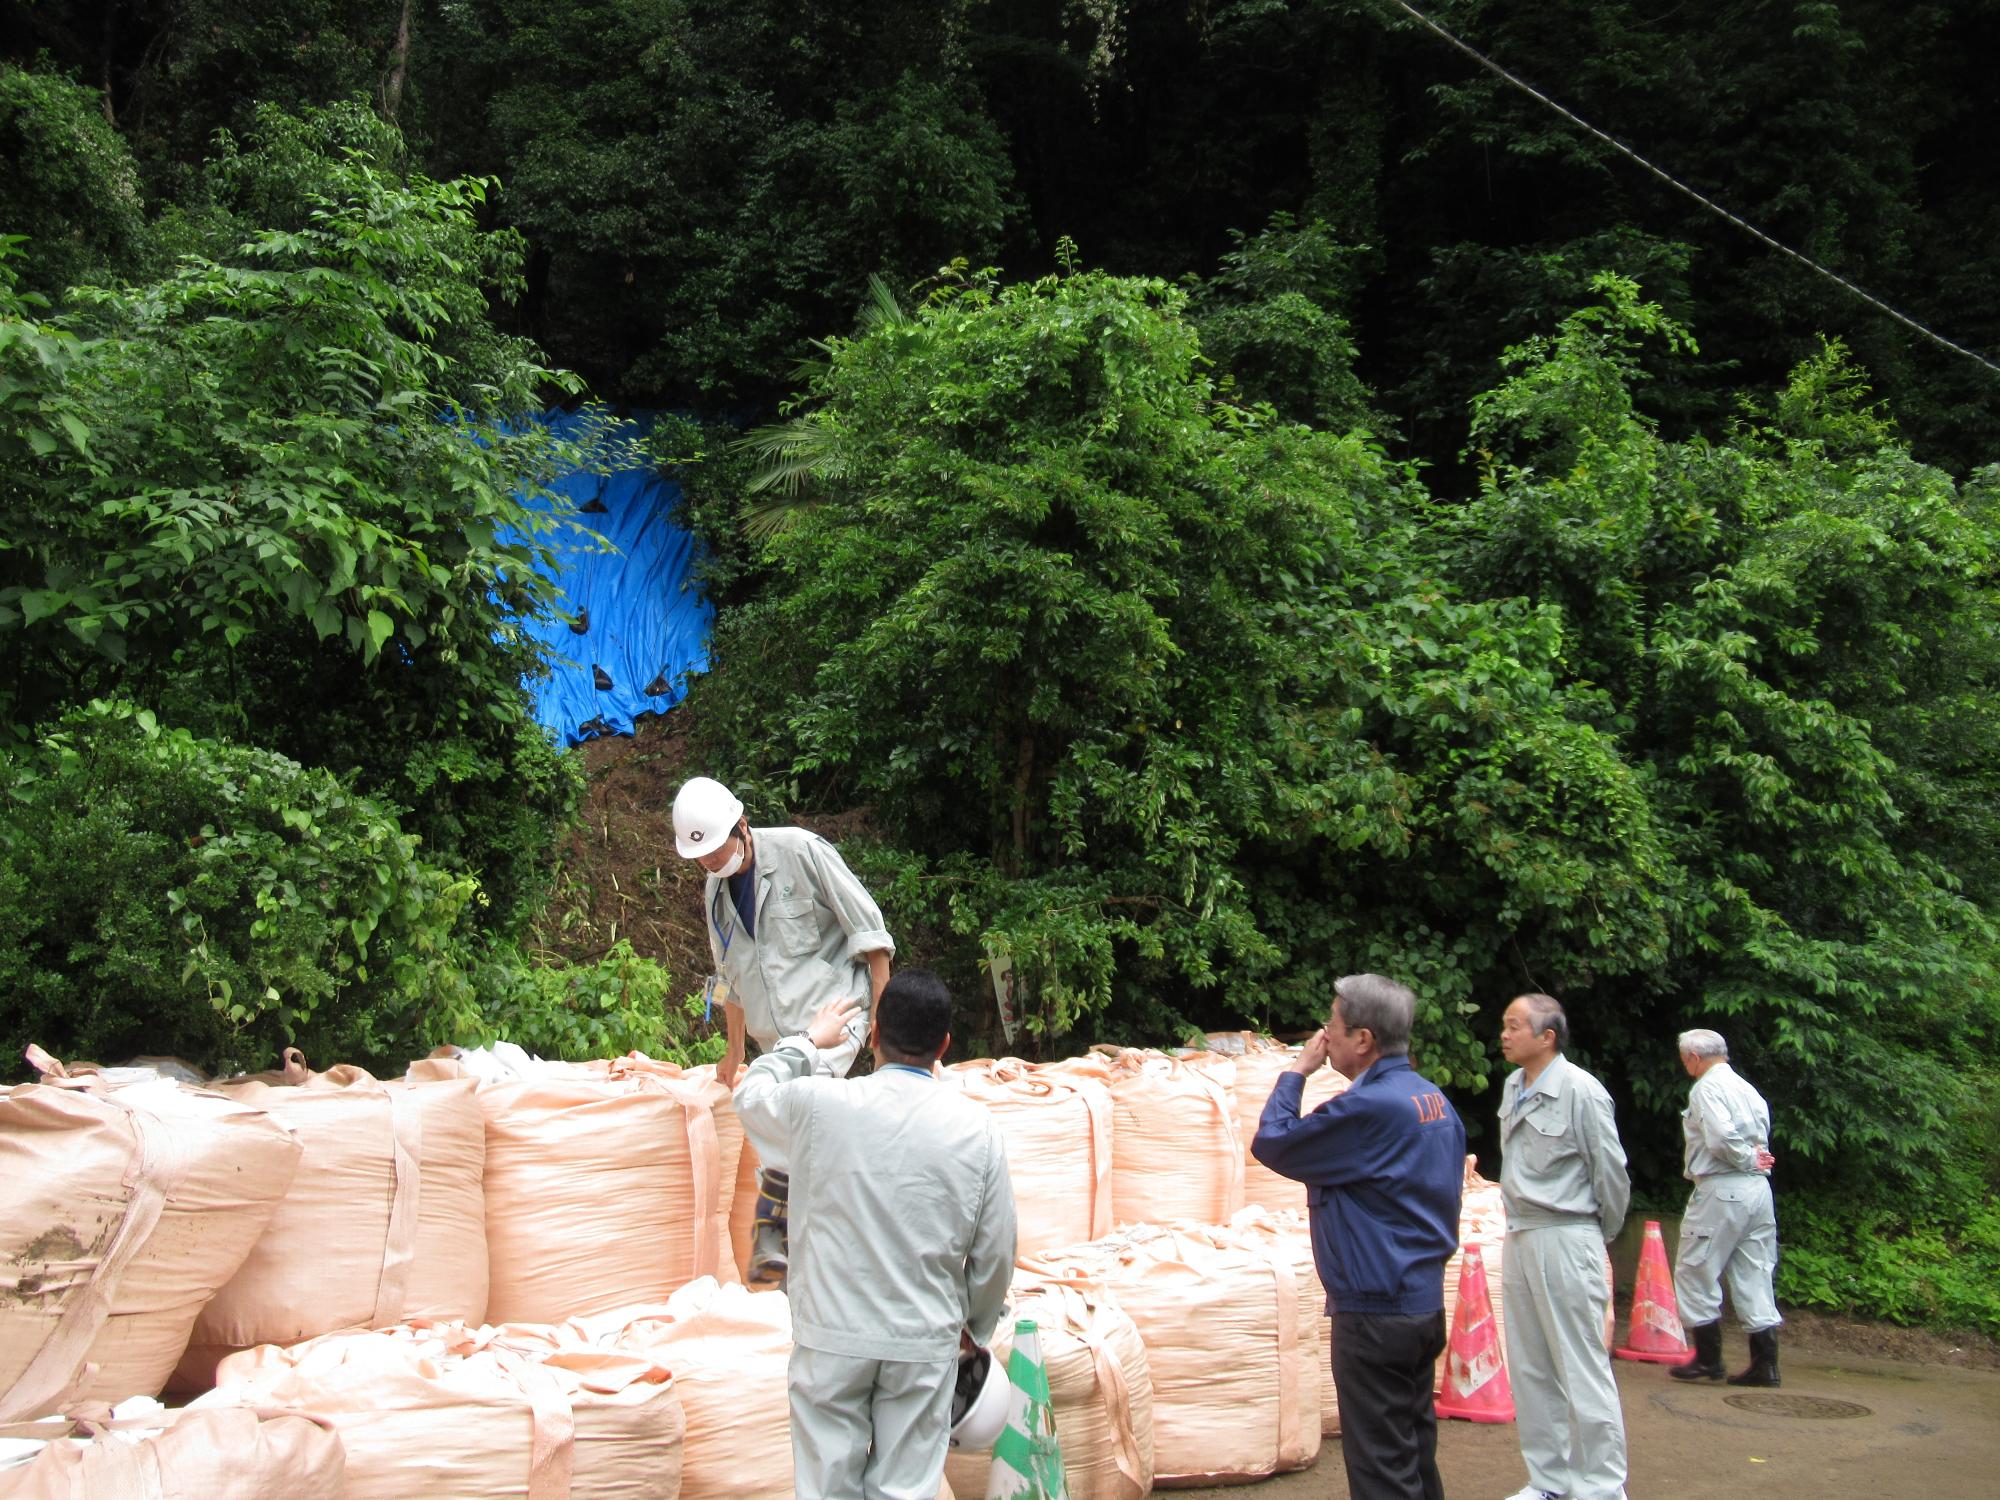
left=1253, top=973, right=1466, bottom=1500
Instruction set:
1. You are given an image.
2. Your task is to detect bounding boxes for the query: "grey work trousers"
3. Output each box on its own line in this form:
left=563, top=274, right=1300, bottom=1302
left=788, top=1343, right=956, bottom=1500
left=1502, top=1223, right=1628, bottom=1500
left=1674, top=1172, right=1781, bottom=1331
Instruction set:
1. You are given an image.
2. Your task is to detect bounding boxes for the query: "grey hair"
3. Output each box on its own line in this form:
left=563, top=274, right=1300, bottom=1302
left=1513, top=993, right=1569, bottom=1050
left=1678, top=1028, right=1728, bottom=1059
left=1333, top=973, right=1415, bottom=1056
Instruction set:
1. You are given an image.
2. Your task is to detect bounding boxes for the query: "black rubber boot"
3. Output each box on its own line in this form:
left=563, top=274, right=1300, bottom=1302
left=1727, top=1326, right=1781, bottom=1387
left=749, top=1168, right=789, bottom=1287
left=1671, top=1320, right=1726, bottom=1381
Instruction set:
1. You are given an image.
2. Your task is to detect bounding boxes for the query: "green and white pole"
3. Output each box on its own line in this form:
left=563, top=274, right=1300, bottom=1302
left=984, top=1318, right=1069, bottom=1500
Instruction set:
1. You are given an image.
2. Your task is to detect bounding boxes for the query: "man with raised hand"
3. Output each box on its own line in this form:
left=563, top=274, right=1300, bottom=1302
left=734, top=969, right=1017, bottom=1500
left=1251, top=973, right=1466, bottom=1500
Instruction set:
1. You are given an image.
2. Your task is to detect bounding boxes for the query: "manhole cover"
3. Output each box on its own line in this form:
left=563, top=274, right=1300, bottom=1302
left=1724, top=1393, right=1871, bottom=1420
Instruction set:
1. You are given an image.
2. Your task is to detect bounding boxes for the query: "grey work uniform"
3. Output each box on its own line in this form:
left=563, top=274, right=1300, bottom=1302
left=735, top=1036, right=1017, bottom=1500
left=1674, top=1060, right=1780, bottom=1331
left=706, top=825, right=893, bottom=1108
left=1499, top=1054, right=1632, bottom=1500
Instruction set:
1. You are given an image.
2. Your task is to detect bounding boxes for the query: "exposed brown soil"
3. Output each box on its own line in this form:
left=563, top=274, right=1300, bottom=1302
left=1781, top=1306, right=2000, bottom=1371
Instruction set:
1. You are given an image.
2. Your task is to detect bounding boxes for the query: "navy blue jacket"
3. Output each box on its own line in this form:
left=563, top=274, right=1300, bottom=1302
left=1251, top=1055, right=1466, bottom=1316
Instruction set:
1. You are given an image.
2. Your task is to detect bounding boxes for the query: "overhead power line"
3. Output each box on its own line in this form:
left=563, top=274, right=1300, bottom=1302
left=1383, top=0, right=2000, bottom=378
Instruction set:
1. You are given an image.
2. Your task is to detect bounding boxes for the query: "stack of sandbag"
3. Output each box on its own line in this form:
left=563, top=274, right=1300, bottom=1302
left=2, top=1051, right=302, bottom=1418
left=172, top=1050, right=488, bottom=1386
left=567, top=1279, right=794, bottom=1500
left=1192, top=1032, right=1350, bottom=1213
left=943, top=1271, right=1153, bottom=1500
left=1042, top=1048, right=1242, bottom=1229
left=191, top=1321, right=683, bottom=1500
left=0, top=1402, right=343, bottom=1500
left=945, top=1058, right=1112, bottom=1255
left=472, top=1055, right=742, bottom=1323
left=1020, top=1222, right=1318, bottom=1486
left=1223, top=1206, right=1336, bottom=1436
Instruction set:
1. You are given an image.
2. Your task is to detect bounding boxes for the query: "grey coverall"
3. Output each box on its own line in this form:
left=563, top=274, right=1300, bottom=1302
left=735, top=1034, right=1018, bottom=1500
left=1674, top=1061, right=1780, bottom=1331
left=706, top=826, right=893, bottom=1137
left=1499, top=1053, right=1632, bottom=1500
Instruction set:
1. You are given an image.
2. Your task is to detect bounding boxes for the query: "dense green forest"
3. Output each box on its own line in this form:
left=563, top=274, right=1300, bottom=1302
left=3, top=1, right=1997, bottom=1334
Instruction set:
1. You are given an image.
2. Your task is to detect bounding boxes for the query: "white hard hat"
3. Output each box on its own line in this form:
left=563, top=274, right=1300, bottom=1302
left=673, top=777, right=744, bottom=858
left=949, top=1344, right=1011, bottom=1450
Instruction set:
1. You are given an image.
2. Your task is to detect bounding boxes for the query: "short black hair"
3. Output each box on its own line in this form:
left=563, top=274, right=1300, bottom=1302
left=875, top=968, right=952, bottom=1060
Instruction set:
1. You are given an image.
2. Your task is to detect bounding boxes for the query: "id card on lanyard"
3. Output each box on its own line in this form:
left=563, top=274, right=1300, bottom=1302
left=704, top=889, right=737, bottom=1022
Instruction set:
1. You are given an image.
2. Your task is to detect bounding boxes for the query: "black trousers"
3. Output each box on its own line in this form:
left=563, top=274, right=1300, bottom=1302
left=1331, top=1308, right=1449, bottom=1500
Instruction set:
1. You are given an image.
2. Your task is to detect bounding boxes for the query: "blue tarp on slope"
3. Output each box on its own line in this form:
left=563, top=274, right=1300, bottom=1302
left=513, top=409, right=713, bottom=746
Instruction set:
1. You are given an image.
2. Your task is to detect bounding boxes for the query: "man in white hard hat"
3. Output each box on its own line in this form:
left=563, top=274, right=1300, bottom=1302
left=1667, top=1028, right=1782, bottom=1387
left=735, top=971, right=1017, bottom=1500
left=672, top=775, right=895, bottom=1284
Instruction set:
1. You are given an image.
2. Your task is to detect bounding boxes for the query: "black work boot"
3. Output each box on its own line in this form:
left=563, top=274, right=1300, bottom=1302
left=749, top=1168, right=789, bottom=1287
left=1671, top=1320, right=1727, bottom=1381
left=1728, top=1326, right=1781, bottom=1387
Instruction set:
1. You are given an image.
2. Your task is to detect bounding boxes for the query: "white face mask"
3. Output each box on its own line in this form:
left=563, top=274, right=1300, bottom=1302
left=714, top=843, right=746, bottom=879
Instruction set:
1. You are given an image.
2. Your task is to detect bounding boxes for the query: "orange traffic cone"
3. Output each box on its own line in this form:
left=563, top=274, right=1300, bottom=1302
left=1614, top=1219, right=1694, bottom=1365
left=1434, top=1244, right=1514, bottom=1422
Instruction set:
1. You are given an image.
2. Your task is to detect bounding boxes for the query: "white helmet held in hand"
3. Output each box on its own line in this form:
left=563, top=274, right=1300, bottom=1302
left=673, top=776, right=744, bottom=859
left=949, top=1344, right=1011, bottom=1450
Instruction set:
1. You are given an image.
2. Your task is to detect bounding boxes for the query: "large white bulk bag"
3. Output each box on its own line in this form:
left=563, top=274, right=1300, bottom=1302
left=1221, top=1206, right=1336, bottom=1435
left=174, top=1052, right=488, bottom=1385
left=571, top=1279, right=793, bottom=1500
left=480, top=1057, right=741, bottom=1323
left=0, top=1405, right=343, bottom=1500
left=946, top=1058, right=1112, bottom=1255
left=1042, top=1049, right=1241, bottom=1229
left=1191, top=1033, right=1350, bottom=1213
left=1020, top=1223, right=1317, bottom=1485
left=194, top=1322, right=683, bottom=1500
left=943, top=1272, right=1153, bottom=1500
left=2, top=1056, right=301, bottom=1419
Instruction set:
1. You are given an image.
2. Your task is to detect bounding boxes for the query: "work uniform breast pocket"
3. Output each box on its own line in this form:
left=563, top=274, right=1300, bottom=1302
left=770, top=897, right=822, bottom=956
left=1519, top=1102, right=1572, bottom=1175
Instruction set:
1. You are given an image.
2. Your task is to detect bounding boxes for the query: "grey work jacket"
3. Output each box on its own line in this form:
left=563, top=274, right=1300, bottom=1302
left=735, top=1038, right=1018, bottom=1362
left=1498, top=1053, right=1631, bottom=1241
left=1682, top=1061, right=1771, bottom=1180
left=705, top=826, right=894, bottom=1046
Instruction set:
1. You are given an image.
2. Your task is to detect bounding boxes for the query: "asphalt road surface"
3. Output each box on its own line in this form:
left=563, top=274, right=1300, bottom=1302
left=1173, top=1332, right=2000, bottom=1499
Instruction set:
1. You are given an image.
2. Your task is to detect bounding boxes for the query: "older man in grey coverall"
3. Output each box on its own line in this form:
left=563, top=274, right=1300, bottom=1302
left=1667, top=1028, right=1782, bottom=1387
left=1497, top=993, right=1632, bottom=1500
left=735, top=970, right=1017, bottom=1500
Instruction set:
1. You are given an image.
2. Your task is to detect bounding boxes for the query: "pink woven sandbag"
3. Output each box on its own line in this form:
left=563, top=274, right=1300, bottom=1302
left=481, top=1058, right=739, bottom=1324
left=572, top=1278, right=794, bottom=1500
left=946, top=1058, right=1112, bottom=1255
left=1193, top=1033, right=1351, bottom=1213
left=725, top=1127, right=761, bottom=1282
left=174, top=1051, right=488, bottom=1386
left=2, top=1053, right=302, bottom=1420
left=1021, top=1222, right=1317, bottom=1486
left=195, top=1321, right=683, bottom=1500
left=1223, top=1206, right=1336, bottom=1436
left=0, top=1406, right=344, bottom=1500
left=943, top=1271, right=1153, bottom=1500
left=1042, top=1048, right=1242, bottom=1229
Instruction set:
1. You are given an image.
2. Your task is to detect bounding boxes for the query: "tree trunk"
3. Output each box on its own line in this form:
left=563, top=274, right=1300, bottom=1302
left=380, top=0, right=413, bottom=123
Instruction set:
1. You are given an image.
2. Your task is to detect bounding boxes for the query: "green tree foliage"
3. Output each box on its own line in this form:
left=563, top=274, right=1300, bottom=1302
left=1441, top=275, right=2000, bottom=1187
left=419, top=0, right=1018, bottom=402
left=686, top=265, right=1673, bottom=1089
left=0, top=113, right=601, bottom=931
left=0, top=63, right=149, bottom=296
left=0, top=701, right=478, bottom=1073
